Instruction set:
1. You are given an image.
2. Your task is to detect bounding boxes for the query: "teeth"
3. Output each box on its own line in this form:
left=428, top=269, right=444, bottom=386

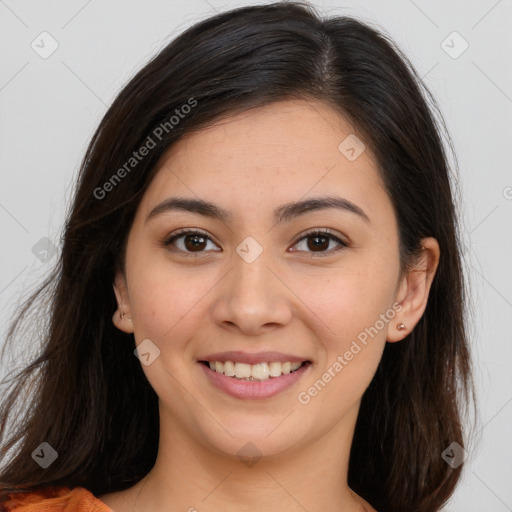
left=206, top=360, right=304, bottom=381
left=223, top=360, right=235, bottom=376
left=235, top=362, right=252, bottom=378
left=251, top=363, right=270, bottom=380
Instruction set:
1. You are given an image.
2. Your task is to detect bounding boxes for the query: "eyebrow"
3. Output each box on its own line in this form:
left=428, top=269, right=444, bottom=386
left=146, top=195, right=371, bottom=225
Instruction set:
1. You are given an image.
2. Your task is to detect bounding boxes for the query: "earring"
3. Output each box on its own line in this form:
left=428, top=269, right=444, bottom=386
left=396, top=322, right=406, bottom=331
left=129, top=317, right=133, bottom=323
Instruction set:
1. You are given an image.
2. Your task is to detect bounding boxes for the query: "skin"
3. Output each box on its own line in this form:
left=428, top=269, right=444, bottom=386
left=98, top=99, right=439, bottom=512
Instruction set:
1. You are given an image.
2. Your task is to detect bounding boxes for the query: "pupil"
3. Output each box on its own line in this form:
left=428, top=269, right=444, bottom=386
left=308, top=235, right=328, bottom=251
left=185, top=234, right=206, bottom=251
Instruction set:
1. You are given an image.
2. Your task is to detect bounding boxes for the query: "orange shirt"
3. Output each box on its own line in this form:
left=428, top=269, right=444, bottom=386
left=0, top=486, right=112, bottom=512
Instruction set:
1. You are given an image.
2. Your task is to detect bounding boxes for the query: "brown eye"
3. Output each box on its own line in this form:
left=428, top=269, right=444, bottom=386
left=163, top=229, right=220, bottom=255
left=182, top=233, right=207, bottom=252
left=291, top=229, right=347, bottom=256
left=306, top=234, right=330, bottom=251
left=163, top=228, right=347, bottom=257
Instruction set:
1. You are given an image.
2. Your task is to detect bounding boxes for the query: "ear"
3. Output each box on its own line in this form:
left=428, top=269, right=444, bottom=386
left=386, top=237, right=440, bottom=342
left=112, top=269, right=134, bottom=334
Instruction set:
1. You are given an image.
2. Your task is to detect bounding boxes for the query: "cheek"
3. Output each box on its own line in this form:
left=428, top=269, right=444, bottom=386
left=307, top=263, right=396, bottom=333
left=126, top=254, right=209, bottom=344
left=299, top=269, right=393, bottom=413
left=299, top=250, right=398, bottom=374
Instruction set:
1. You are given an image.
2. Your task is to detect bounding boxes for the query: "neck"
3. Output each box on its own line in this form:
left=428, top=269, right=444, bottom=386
left=124, top=401, right=371, bottom=512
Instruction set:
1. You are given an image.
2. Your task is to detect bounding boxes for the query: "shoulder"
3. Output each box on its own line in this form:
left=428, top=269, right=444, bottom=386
left=0, top=486, right=112, bottom=512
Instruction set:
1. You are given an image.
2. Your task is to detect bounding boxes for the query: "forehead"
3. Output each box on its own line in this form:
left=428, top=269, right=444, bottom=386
left=139, top=99, right=391, bottom=226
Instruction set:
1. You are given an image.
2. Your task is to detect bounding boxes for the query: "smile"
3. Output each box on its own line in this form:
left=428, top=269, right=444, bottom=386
left=198, top=360, right=312, bottom=400
left=200, top=360, right=305, bottom=381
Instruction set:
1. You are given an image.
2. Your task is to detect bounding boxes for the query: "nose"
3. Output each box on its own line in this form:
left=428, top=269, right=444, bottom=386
left=211, top=247, right=293, bottom=336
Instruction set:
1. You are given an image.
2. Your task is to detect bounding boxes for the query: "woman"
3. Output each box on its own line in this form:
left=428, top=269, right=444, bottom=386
left=0, top=2, right=476, bottom=511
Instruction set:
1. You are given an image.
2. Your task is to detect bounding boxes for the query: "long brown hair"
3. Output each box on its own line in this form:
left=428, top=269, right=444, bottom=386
left=0, top=3, right=477, bottom=511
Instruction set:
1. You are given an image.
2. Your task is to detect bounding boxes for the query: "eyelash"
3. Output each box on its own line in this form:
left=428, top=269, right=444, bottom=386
left=162, top=228, right=348, bottom=258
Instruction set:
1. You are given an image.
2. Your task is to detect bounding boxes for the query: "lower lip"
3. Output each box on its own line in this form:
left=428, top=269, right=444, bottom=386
left=198, top=362, right=311, bottom=400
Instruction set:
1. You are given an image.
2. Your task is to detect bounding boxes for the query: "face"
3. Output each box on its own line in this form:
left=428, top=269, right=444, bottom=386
left=112, top=99, right=431, bottom=460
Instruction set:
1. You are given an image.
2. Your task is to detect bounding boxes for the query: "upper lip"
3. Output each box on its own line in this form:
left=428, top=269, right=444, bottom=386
left=198, top=351, right=310, bottom=365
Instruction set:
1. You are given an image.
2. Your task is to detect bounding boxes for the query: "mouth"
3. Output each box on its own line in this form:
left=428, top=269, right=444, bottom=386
left=198, top=360, right=310, bottom=381
left=197, top=359, right=312, bottom=400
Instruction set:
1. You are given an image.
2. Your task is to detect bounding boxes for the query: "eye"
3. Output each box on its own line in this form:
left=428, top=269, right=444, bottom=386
left=163, top=228, right=221, bottom=255
left=290, top=228, right=348, bottom=257
left=162, top=228, right=348, bottom=257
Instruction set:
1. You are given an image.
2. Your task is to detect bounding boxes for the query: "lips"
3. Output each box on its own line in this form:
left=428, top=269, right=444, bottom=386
left=198, top=350, right=310, bottom=365
left=198, top=359, right=311, bottom=400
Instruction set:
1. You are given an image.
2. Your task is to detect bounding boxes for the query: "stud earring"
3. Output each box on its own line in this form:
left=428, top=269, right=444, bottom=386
left=129, top=317, right=133, bottom=323
left=396, top=322, right=406, bottom=331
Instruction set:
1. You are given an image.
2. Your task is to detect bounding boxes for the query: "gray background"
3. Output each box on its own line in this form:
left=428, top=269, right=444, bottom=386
left=0, top=0, right=511, bottom=510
